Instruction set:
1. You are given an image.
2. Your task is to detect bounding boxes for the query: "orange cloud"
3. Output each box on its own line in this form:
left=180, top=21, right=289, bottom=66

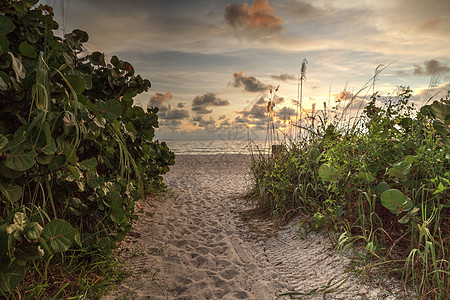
left=232, top=71, right=269, bottom=92
left=148, top=91, right=173, bottom=107
left=225, top=0, right=283, bottom=32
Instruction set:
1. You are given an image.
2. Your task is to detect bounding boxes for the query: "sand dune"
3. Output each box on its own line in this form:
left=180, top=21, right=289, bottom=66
left=103, top=154, right=408, bottom=299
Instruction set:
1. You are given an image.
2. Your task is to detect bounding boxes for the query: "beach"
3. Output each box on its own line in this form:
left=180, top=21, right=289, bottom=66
left=103, top=154, right=407, bottom=299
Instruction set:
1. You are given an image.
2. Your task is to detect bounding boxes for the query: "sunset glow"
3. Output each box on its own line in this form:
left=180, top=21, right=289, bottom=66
left=40, top=0, right=450, bottom=139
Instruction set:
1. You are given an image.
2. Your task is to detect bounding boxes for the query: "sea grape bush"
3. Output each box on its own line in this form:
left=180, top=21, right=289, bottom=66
left=251, top=88, right=449, bottom=298
left=0, top=0, right=174, bottom=294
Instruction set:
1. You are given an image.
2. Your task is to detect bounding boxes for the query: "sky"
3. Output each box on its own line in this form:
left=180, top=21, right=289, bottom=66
left=40, top=0, right=450, bottom=140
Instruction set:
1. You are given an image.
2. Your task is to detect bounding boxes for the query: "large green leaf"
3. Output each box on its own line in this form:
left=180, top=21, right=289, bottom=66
left=388, top=168, right=404, bottom=179
left=399, top=117, right=412, bottom=129
left=66, top=75, right=86, bottom=94
left=107, top=191, right=122, bottom=209
left=374, top=181, right=390, bottom=197
left=0, top=16, right=15, bottom=35
left=86, top=170, right=104, bottom=188
left=3, top=130, right=26, bottom=153
left=318, top=164, right=338, bottom=182
left=72, top=29, right=89, bottom=43
left=381, top=189, right=413, bottom=214
left=0, top=184, right=23, bottom=203
left=388, top=161, right=411, bottom=180
left=96, top=99, right=122, bottom=120
left=66, top=165, right=82, bottom=181
left=36, top=153, right=54, bottom=165
left=110, top=55, right=120, bottom=67
left=18, top=41, right=37, bottom=58
left=433, top=119, right=450, bottom=135
left=123, top=89, right=137, bottom=103
left=0, top=134, right=8, bottom=152
left=14, top=244, right=44, bottom=261
left=0, top=259, right=26, bottom=293
left=88, top=51, right=105, bottom=66
left=142, top=127, right=155, bottom=140
left=0, top=163, right=22, bottom=179
left=24, top=222, right=42, bottom=240
left=80, top=73, right=92, bottom=90
left=0, top=36, right=10, bottom=56
left=4, top=148, right=37, bottom=171
left=77, top=157, right=97, bottom=170
left=40, top=137, right=56, bottom=156
left=42, top=219, right=77, bottom=253
left=354, top=172, right=375, bottom=184
left=431, top=100, right=450, bottom=121
left=110, top=208, right=127, bottom=224
left=48, top=155, right=66, bottom=171
left=22, top=0, right=39, bottom=6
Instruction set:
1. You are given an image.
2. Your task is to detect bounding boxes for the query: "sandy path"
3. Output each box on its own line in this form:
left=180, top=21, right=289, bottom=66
left=103, top=155, right=408, bottom=300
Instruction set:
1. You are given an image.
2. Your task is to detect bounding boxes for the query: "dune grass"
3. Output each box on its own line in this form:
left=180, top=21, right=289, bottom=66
left=249, top=87, right=449, bottom=299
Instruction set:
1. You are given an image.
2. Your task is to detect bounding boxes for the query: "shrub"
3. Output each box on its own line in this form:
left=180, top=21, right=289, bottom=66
left=0, top=0, right=174, bottom=296
left=250, top=88, right=449, bottom=298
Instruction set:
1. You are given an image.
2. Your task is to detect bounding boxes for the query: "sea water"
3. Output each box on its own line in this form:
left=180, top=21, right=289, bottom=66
left=160, top=139, right=270, bottom=155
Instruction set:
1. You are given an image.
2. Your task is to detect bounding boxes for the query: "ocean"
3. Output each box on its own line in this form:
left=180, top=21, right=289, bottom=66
left=161, top=139, right=270, bottom=155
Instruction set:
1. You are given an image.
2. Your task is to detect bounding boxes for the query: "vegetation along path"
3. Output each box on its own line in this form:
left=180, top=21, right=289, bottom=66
left=104, top=155, right=408, bottom=299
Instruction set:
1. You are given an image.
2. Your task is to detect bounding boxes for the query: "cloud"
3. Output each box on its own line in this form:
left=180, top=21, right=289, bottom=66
left=241, top=102, right=267, bottom=120
left=159, top=105, right=189, bottom=120
left=192, top=115, right=216, bottom=128
left=413, top=59, right=450, bottom=76
left=274, top=0, right=327, bottom=20
left=276, top=106, right=297, bottom=120
left=396, top=70, right=409, bottom=77
left=334, top=90, right=353, bottom=102
left=192, top=93, right=230, bottom=114
left=255, top=96, right=266, bottom=104
left=271, top=73, right=296, bottom=81
left=220, top=119, right=231, bottom=126
left=225, top=0, right=283, bottom=30
left=148, top=91, right=173, bottom=107
left=234, top=116, right=250, bottom=124
left=232, top=71, right=269, bottom=92
left=147, top=92, right=189, bottom=126
left=224, top=0, right=283, bottom=39
left=159, top=119, right=183, bottom=128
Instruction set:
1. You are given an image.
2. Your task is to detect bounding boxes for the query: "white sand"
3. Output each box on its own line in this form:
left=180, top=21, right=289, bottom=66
left=103, top=154, right=409, bottom=300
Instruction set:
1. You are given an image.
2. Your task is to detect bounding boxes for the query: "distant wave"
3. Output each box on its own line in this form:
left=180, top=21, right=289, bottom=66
left=161, top=139, right=270, bottom=155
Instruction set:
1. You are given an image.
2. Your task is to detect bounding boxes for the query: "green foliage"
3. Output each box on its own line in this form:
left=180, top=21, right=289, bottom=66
left=430, top=100, right=450, bottom=150
left=318, top=163, right=339, bottom=182
left=380, top=189, right=413, bottom=214
left=251, top=88, right=450, bottom=298
left=0, top=1, right=174, bottom=297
